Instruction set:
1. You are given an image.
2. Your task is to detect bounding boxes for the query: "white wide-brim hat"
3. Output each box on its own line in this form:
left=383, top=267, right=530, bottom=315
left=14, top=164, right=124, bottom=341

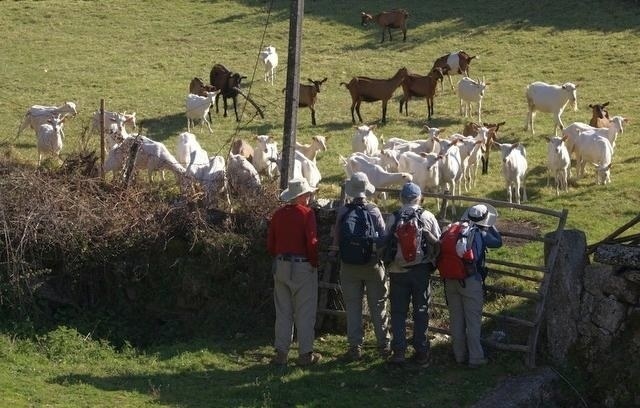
left=279, top=177, right=317, bottom=202
left=461, top=203, right=498, bottom=227
left=345, top=172, right=375, bottom=198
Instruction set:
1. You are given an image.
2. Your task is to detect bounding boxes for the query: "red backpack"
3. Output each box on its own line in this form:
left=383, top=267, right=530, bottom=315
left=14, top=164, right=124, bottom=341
left=436, top=222, right=475, bottom=279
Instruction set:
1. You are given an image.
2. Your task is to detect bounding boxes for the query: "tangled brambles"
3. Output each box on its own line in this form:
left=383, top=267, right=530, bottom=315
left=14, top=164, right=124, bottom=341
left=0, top=154, right=282, bottom=340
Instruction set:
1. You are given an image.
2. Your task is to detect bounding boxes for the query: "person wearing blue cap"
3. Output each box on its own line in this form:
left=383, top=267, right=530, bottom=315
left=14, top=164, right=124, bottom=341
left=382, top=182, right=441, bottom=365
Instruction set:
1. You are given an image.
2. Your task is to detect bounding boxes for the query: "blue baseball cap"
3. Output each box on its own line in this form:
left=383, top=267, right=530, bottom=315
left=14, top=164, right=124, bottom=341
left=400, top=182, right=421, bottom=200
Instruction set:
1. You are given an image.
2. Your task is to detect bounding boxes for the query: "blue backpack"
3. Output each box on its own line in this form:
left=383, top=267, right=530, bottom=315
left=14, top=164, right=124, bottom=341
left=339, top=202, right=377, bottom=265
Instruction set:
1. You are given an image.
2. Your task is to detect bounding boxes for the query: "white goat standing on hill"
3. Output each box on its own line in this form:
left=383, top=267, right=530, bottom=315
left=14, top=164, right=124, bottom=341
left=524, top=81, right=578, bottom=135
left=546, top=135, right=570, bottom=195
left=36, top=114, right=67, bottom=165
left=18, top=101, right=77, bottom=138
left=457, top=77, right=488, bottom=123
left=259, top=45, right=278, bottom=85
left=186, top=91, right=220, bottom=133
left=495, top=142, right=528, bottom=204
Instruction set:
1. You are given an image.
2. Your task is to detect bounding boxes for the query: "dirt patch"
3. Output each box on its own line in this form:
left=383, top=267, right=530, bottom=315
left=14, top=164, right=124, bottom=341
left=495, top=219, right=543, bottom=247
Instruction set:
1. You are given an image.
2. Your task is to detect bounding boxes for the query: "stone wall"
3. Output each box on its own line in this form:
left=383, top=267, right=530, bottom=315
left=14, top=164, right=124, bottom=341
left=545, top=230, right=640, bottom=406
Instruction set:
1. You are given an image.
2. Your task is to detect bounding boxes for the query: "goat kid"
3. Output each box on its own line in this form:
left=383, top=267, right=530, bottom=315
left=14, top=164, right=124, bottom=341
left=36, top=114, right=67, bottom=165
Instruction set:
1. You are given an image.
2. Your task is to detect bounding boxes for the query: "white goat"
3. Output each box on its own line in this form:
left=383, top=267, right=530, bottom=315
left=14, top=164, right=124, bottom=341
left=186, top=91, right=220, bottom=133
left=104, top=135, right=186, bottom=183
left=295, top=135, right=328, bottom=162
left=546, top=135, right=571, bottom=195
left=495, top=142, right=528, bottom=204
left=346, top=157, right=413, bottom=194
left=90, top=110, right=136, bottom=135
left=351, top=124, right=379, bottom=156
left=524, top=81, right=578, bottom=135
left=227, top=153, right=262, bottom=195
left=398, top=151, right=441, bottom=206
left=563, top=115, right=627, bottom=154
left=187, top=154, right=231, bottom=208
left=259, top=45, right=278, bottom=85
left=294, top=150, right=322, bottom=188
left=573, top=131, right=614, bottom=184
left=36, top=114, right=66, bottom=165
left=176, top=132, right=208, bottom=168
left=18, top=101, right=77, bottom=138
left=253, top=135, right=280, bottom=179
left=458, top=77, right=488, bottom=123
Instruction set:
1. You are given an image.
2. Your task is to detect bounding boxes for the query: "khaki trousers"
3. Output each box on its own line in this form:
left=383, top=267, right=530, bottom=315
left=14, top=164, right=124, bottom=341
left=444, top=276, right=485, bottom=364
left=273, top=259, right=318, bottom=356
left=340, top=260, right=390, bottom=348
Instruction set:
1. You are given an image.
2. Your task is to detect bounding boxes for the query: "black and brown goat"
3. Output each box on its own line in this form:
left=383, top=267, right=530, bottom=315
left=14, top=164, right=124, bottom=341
left=462, top=121, right=506, bottom=174
left=360, top=9, right=409, bottom=43
left=588, top=102, right=611, bottom=128
left=341, top=67, right=408, bottom=124
left=399, top=67, right=444, bottom=120
left=209, top=64, right=247, bottom=122
left=431, top=50, right=477, bottom=91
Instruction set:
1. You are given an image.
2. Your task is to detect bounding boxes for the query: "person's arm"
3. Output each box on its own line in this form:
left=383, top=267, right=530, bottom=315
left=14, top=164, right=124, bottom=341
left=480, top=225, right=503, bottom=249
left=305, top=209, right=319, bottom=268
left=421, top=211, right=441, bottom=244
left=369, top=205, right=386, bottom=245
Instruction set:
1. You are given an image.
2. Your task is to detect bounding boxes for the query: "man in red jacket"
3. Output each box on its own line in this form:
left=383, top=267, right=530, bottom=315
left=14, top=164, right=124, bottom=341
left=267, top=177, right=321, bottom=366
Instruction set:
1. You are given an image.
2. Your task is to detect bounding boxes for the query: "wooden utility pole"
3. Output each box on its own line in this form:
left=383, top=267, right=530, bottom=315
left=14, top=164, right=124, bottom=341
left=100, top=99, right=105, bottom=179
left=280, top=0, right=304, bottom=190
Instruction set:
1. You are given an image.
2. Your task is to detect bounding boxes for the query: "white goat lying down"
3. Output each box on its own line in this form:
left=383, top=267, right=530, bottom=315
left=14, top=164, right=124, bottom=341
left=18, top=101, right=77, bottom=138
left=36, top=114, right=67, bottom=165
left=351, top=124, right=379, bottom=156
left=495, top=142, right=528, bottom=204
left=186, top=154, right=231, bottom=208
left=176, top=131, right=208, bottom=168
left=104, top=135, right=186, bottom=183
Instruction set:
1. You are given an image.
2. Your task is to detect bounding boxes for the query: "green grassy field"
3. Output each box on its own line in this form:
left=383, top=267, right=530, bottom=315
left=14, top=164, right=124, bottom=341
left=1, top=0, right=639, bottom=406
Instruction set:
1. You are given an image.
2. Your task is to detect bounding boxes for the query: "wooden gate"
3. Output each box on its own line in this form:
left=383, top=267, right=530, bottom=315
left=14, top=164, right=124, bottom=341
left=315, top=189, right=568, bottom=368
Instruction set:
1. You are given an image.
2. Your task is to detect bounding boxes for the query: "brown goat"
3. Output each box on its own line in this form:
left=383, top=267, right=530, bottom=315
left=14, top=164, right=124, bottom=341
left=189, top=77, right=217, bottom=123
left=588, top=102, right=611, bottom=127
left=463, top=121, right=506, bottom=174
left=399, top=67, right=444, bottom=120
left=431, top=50, right=477, bottom=91
left=341, top=67, right=408, bottom=124
left=360, top=9, right=409, bottom=43
left=230, top=138, right=254, bottom=163
left=210, top=64, right=247, bottom=122
left=299, top=78, right=328, bottom=126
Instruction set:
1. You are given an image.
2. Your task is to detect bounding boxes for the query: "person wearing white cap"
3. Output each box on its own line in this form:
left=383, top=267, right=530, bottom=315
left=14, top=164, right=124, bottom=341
left=444, top=203, right=502, bottom=368
left=383, top=182, right=441, bottom=365
left=329, top=172, right=390, bottom=361
left=267, top=177, right=321, bottom=366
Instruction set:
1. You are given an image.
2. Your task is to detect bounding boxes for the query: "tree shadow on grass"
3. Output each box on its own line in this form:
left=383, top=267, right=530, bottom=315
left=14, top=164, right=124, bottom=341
left=138, top=113, right=187, bottom=143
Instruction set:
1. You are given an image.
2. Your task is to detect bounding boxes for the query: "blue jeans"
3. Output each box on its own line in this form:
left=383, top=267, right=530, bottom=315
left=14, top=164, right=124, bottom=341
left=389, top=264, right=432, bottom=354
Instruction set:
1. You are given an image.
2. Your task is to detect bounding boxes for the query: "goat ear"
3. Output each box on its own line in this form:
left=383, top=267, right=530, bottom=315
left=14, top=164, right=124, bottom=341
left=307, top=78, right=314, bottom=83
left=603, top=101, right=610, bottom=107
left=588, top=104, right=594, bottom=109
left=321, top=77, right=328, bottom=83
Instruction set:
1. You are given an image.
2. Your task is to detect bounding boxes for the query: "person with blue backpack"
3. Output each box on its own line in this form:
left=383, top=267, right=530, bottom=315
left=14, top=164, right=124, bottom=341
left=443, top=203, right=502, bottom=368
left=382, top=182, right=441, bottom=366
left=329, top=172, right=390, bottom=361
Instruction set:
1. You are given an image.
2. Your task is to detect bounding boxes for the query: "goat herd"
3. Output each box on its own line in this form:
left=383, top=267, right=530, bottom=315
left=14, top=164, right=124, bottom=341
left=13, top=8, right=630, bottom=211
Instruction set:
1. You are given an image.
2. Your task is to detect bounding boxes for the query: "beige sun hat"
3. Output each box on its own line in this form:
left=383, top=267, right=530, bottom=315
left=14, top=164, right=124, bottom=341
left=461, top=203, right=498, bottom=227
left=279, top=177, right=317, bottom=202
left=345, top=172, right=375, bottom=198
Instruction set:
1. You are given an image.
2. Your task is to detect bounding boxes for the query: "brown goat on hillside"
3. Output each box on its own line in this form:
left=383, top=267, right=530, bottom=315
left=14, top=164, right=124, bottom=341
left=298, top=78, right=328, bottom=126
left=588, top=102, right=610, bottom=127
left=210, top=64, right=247, bottom=122
left=399, top=67, right=444, bottom=120
left=341, top=67, right=408, bottom=124
left=463, top=121, right=506, bottom=174
left=361, top=9, right=409, bottom=43
left=431, top=50, right=477, bottom=91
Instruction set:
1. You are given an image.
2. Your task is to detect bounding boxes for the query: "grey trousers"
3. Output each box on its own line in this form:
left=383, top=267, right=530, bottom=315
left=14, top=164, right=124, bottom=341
left=340, top=260, right=390, bottom=348
left=273, top=259, right=318, bottom=356
left=444, top=276, right=485, bottom=364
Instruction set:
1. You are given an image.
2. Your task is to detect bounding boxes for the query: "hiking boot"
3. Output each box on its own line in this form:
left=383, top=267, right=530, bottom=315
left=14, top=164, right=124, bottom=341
left=297, top=352, right=322, bottom=366
left=345, top=345, right=362, bottom=361
left=410, top=351, right=430, bottom=367
left=388, top=349, right=406, bottom=364
left=468, top=358, right=489, bottom=369
left=271, top=350, right=288, bottom=366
